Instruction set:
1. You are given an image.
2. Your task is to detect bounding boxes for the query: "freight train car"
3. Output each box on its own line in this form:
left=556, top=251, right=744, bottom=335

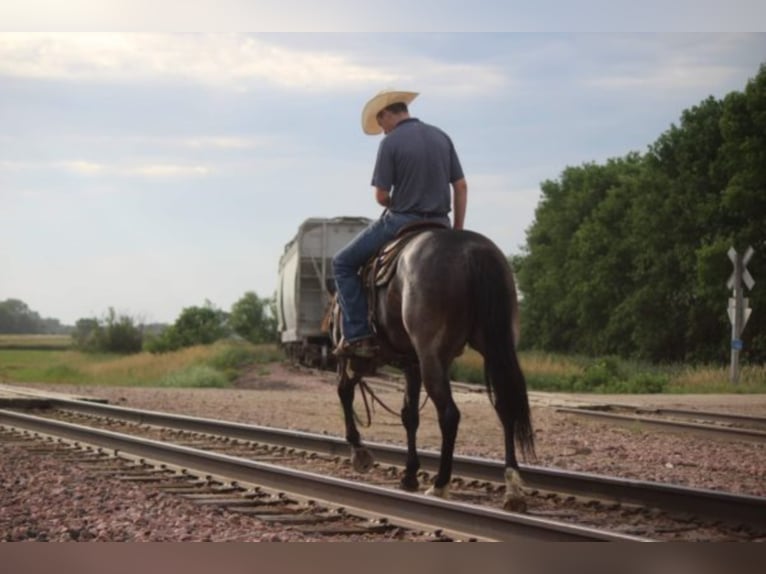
left=276, top=216, right=371, bottom=367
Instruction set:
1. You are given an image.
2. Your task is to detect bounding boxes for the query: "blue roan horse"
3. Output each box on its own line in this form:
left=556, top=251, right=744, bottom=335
left=329, top=227, right=535, bottom=512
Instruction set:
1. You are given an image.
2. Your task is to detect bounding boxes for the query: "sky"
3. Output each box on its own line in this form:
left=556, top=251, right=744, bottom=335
left=1, top=5, right=765, bottom=326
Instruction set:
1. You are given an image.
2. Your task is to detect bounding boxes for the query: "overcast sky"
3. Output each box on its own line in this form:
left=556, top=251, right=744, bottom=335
left=1, top=6, right=765, bottom=325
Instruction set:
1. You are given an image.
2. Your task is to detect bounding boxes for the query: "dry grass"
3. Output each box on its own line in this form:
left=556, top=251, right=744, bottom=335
left=451, top=348, right=585, bottom=386
left=78, top=345, right=221, bottom=385
left=453, top=347, right=765, bottom=393
left=0, top=342, right=256, bottom=387
left=2, top=334, right=763, bottom=393
left=667, top=363, right=766, bottom=392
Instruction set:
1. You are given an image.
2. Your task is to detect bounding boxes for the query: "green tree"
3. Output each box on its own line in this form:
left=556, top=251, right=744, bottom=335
left=72, top=318, right=102, bottom=351
left=0, top=299, right=68, bottom=334
left=145, top=301, right=229, bottom=353
left=229, top=291, right=277, bottom=344
left=71, top=309, right=143, bottom=354
left=515, top=64, right=766, bottom=363
left=173, top=302, right=229, bottom=346
left=0, top=299, right=43, bottom=333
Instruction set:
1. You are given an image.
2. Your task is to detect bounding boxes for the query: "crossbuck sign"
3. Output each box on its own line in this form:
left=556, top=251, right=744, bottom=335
left=727, top=246, right=755, bottom=384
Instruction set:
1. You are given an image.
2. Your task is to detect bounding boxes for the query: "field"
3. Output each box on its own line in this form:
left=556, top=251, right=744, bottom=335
left=0, top=336, right=281, bottom=388
left=1, top=335, right=764, bottom=393
left=0, top=334, right=72, bottom=350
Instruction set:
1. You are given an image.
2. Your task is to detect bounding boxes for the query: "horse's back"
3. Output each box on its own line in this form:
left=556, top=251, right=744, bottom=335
left=384, top=228, right=516, bottom=357
left=398, top=228, right=513, bottom=296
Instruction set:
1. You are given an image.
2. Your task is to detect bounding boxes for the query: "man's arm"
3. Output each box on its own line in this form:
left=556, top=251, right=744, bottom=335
left=451, top=178, right=467, bottom=230
left=375, top=186, right=391, bottom=208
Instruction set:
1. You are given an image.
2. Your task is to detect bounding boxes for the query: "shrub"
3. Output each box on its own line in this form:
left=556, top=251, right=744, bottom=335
left=229, top=292, right=278, bottom=344
left=154, top=365, right=228, bottom=388
left=71, top=309, right=143, bottom=354
left=146, top=302, right=229, bottom=354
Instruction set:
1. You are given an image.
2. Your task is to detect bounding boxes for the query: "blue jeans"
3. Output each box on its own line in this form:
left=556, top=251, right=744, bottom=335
left=332, top=210, right=450, bottom=342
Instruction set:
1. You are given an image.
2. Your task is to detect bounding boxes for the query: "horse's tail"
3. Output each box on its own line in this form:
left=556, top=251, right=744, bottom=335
left=469, top=245, right=535, bottom=459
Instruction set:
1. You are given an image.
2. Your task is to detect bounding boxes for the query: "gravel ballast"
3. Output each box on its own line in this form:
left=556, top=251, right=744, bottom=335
left=2, top=364, right=765, bottom=542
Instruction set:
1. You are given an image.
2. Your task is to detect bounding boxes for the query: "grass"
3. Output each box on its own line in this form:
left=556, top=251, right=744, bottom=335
left=1, top=334, right=763, bottom=393
left=0, top=334, right=72, bottom=350
left=0, top=338, right=282, bottom=388
left=450, top=348, right=766, bottom=394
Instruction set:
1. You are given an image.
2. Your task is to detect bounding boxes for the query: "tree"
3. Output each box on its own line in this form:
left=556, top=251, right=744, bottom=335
left=0, top=299, right=68, bottom=334
left=229, top=291, right=277, bottom=344
left=515, top=64, right=766, bottom=362
left=145, top=300, right=229, bottom=353
left=0, top=299, right=43, bottom=333
left=173, top=301, right=229, bottom=346
left=72, top=318, right=101, bottom=351
left=71, top=309, right=143, bottom=354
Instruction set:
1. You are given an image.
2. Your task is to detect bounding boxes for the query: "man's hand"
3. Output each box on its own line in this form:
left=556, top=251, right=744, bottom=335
left=375, top=187, right=391, bottom=207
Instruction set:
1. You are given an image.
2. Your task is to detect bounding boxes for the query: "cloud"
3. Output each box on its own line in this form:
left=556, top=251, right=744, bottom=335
left=582, top=34, right=761, bottom=93
left=57, top=160, right=105, bottom=175
left=125, top=164, right=210, bottom=177
left=0, top=33, right=395, bottom=90
left=179, top=136, right=265, bottom=149
left=1, top=158, right=211, bottom=179
left=0, top=33, right=511, bottom=96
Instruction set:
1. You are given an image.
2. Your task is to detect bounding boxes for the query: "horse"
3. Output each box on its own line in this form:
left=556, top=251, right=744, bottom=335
left=327, top=226, right=535, bottom=512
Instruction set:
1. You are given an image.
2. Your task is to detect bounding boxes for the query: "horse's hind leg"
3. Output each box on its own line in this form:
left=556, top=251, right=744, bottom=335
left=421, top=355, right=460, bottom=499
left=492, top=388, right=527, bottom=512
left=336, top=360, right=374, bottom=473
left=399, top=363, right=422, bottom=492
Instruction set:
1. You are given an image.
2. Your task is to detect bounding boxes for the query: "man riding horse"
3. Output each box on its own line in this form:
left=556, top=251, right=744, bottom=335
left=332, top=89, right=468, bottom=358
left=329, top=89, right=534, bottom=512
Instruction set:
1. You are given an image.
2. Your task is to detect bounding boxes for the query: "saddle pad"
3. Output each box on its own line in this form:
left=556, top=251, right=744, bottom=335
left=369, top=221, right=447, bottom=287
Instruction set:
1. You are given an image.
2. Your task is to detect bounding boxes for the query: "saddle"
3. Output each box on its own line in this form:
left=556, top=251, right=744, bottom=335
left=321, top=220, right=448, bottom=354
left=362, top=220, right=448, bottom=332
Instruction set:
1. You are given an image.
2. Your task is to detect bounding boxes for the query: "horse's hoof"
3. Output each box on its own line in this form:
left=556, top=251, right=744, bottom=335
left=503, top=496, right=527, bottom=513
left=351, top=447, right=374, bottom=473
left=399, top=475, right=419, bottom=492
left=425, top=484, right=450, bottom=499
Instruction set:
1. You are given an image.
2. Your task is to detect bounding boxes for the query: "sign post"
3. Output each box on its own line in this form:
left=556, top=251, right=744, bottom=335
left=727, top=246, right=755, bottom=384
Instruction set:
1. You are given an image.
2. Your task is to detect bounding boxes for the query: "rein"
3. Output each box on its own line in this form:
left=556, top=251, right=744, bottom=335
left=354, top=378, right=429, bottom=428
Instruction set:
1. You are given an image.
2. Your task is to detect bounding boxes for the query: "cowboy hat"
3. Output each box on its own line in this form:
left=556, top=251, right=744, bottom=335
left=361, top=89, right=419, bottom=135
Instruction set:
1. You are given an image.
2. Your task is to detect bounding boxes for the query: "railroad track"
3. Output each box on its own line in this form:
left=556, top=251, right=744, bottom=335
left=0, top=409, right=646, bottom=542
left=2, top=397, right=765, bottom=541
left=335, top=372, right=766, bottom=443
left=556, top=404, right=766, bottom=443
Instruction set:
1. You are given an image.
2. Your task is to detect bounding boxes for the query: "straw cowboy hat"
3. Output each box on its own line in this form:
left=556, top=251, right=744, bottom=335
left=361, top=89, right=419, bottom=135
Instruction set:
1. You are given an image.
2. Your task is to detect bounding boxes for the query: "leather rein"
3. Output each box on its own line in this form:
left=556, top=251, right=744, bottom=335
left=354, top=377, right=430, bottom=428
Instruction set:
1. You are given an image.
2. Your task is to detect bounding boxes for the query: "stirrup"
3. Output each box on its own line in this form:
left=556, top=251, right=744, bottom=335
left=334, top=338, right=377, bottom=358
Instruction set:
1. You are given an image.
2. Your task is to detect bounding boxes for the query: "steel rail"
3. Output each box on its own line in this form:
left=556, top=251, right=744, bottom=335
left=18, top=396, right=766, bottom=529
left=556, top=406, right=766, bottom=443
left=625, top=406, right=766, bottom=429
left=0, top=408, right=648, bottom=542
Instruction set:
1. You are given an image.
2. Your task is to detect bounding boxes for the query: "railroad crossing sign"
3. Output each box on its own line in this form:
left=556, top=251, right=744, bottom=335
left=727, top=246, right=755, bottom=290
left=727, top=246, right=756, bottom=384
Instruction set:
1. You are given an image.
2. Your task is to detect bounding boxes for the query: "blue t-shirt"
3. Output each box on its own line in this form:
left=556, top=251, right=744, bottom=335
left=371, top=118, right=464, bottom=215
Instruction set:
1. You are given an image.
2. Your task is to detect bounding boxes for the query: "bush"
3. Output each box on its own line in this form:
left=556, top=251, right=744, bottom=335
left=229, top=292, right=278, bottom=344
left=72, top=309, right=143, bottom=354
left=154, top=365, right=229, bottom=388
left=146, top=302, right=229, bottom=354
left=613, top=373, right=668, bottom=394
left=567, top=357, right=668, bottom=393
left=570, top=356, right=624, bottom=392
left=144, top=326, right=184, bottom=354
